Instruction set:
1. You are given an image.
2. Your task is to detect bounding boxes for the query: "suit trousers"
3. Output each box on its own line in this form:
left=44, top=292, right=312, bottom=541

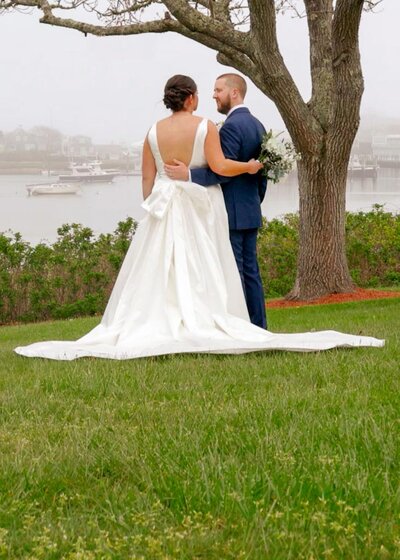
left=229, top=228, right=267, bottom=329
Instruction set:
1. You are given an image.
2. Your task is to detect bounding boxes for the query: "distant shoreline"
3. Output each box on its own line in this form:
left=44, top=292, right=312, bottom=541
left=0, top=161, right=136, bottom=175
left=0, top=169, right=47, bottom=175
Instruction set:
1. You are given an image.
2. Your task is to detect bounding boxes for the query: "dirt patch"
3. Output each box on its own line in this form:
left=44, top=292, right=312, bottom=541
left=267, top=288, right=400, bottom=309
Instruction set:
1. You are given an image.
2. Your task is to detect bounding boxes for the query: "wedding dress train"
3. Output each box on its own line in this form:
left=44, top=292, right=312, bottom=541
left=14, top=119, right=384, bottom=360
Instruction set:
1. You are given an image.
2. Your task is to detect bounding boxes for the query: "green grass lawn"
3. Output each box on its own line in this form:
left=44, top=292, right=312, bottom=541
left=0, top=298, right=399, bottom=559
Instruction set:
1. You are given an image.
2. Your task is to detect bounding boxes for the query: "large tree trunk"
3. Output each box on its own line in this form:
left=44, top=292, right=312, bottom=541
left=287, top=146, right=354, bottom=300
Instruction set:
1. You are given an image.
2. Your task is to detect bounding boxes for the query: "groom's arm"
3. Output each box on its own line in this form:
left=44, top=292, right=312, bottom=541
left=190, top=166, right=226, bottom=187
left=191, top=122, right=242, bottom=186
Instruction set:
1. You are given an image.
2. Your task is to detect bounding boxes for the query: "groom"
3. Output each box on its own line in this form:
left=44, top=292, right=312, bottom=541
left=165, top=73, right=267, bottom=329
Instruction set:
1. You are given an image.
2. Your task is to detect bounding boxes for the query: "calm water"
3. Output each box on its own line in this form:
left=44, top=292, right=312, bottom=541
left=1, top=169, right=399, bottom=244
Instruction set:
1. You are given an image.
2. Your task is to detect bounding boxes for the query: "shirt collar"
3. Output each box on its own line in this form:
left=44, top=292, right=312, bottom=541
left=227, top=104, right=247, bottom=117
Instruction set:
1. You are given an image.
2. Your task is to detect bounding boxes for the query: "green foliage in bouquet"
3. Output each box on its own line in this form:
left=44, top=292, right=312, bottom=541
left=259, top=130, right=300, bottom=183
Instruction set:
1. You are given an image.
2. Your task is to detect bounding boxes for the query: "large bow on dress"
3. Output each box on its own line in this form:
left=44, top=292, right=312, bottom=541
left=142, top=179, right=210, bottom=220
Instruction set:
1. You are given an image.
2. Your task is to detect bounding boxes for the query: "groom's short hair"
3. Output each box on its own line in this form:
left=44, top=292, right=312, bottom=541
left=217, top=73, right=247, bottom=98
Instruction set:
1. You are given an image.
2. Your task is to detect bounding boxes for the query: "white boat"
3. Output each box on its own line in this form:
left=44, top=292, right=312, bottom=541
left=59, top=161, right=116, bottom=183
left=103, top=167, right=121, bottom=176
left=120, top=169, right=142, bottom=176
left=41, top=170, right=60, bottom=176
left=26, top=183, right=80, bottom=196
left=348, top=156, right=379, bottom=178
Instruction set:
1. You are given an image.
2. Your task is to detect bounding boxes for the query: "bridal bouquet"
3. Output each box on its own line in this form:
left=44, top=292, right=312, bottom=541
left=259, top=130, right=300, bottom=183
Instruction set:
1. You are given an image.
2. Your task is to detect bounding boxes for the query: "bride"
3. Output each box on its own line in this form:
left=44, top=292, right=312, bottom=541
left=15, top=75, right=384, bottom=360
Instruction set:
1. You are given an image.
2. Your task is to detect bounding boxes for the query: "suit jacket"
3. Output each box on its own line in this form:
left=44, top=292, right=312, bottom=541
left=191, top=107, right=267, bottom=230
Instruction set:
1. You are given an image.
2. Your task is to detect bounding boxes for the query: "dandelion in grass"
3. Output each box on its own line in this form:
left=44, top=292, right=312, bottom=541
left=259, top=130, right=300, bottom=183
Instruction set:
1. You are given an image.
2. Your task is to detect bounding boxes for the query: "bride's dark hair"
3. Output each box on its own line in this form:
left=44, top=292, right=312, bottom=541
left=163, top=75, right=197, bottom=112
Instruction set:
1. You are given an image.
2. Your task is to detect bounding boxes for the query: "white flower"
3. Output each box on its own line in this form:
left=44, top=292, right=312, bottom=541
left=259, top=130, right=300, bottom=184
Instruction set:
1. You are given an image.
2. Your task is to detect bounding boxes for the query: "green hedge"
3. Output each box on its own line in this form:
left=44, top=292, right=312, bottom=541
left=0, top=219, right=136, bottom=324
left=1, top=205, right=399, bottom=324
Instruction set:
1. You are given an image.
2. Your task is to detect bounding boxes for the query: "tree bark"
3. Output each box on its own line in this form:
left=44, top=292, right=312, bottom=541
left=288, top=145, right=354, bottom=300
left=285, top=0, right=365, bottom=300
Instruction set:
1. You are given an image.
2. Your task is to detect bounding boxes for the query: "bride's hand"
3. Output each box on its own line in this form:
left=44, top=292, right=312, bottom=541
left=247, top=159, right=263, bottom=175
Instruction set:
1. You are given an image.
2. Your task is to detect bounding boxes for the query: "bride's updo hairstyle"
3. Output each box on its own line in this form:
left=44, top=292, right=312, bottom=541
left=163, top=75, right=197, bottom=112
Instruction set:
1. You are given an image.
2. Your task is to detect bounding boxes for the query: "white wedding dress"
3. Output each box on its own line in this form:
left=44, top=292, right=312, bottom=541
left=15, top=119, right=384, bottom=360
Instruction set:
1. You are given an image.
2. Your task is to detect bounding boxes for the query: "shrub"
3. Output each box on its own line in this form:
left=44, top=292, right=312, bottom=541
left=258, top=205, right=400, bottom=297
left=0, top=218, right=137, bottom=324
left=1, top=207, right=399, bottom=324
left=345, top=204, right=400, bottom=288
left=258, top=214, right=299, bottom=298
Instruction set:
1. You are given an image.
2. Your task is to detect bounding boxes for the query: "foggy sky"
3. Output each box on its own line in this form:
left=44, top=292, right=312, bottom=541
left=0, top=2, right=398, bottom=144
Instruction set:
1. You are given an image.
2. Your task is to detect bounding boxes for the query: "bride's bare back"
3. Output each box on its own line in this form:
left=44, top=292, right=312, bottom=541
left=156, top=115, right=203, bottom=165
left=142, top=108, right=262, bottom=200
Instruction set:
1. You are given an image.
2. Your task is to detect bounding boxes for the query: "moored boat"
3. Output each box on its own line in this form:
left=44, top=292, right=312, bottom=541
left=348, top=156, right=379, bottom=178
left=26, top=183, right=81, bottom=195
left=59, top=161, right=116, bottom=183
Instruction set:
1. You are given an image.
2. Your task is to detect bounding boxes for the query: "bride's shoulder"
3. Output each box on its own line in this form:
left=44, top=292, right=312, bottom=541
left=196, top=118, right=217, bottom=131
left=192, top=116, right=211, bottom=123
left=190, top=115, right=205, bottom=125
left=204, top=120, right=219, bottom=137
left=154, top=117, right=169, bottom=128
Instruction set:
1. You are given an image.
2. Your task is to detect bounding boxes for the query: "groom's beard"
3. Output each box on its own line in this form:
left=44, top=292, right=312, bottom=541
left=217, top=100, right=231, bottom=115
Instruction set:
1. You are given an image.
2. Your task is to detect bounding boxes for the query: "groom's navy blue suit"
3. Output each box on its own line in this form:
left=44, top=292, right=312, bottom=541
left=191, top=107, right=267, bottom=328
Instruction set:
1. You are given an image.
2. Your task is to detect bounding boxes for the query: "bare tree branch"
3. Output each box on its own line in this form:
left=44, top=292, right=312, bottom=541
left=273, top=0, right=383, bottom=16
left=33, top=0, right=254, bottom=71
left=275, top=0, right=306, bottom=17
left=247, top=0, right=323, bottom=154
left=363, top=0, right=383, bottom=10
left=162, top=0, right=250, bottom=53
left=330, top=0, right=364, bottom=156
left=104, top=0, right=157, bottom=18
left=1, top=0, right=38, bottom=7
left=37, top=10, right=175, bottom=35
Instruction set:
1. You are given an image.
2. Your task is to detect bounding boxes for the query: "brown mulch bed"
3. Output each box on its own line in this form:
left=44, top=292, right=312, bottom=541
left=267, top=288, right=400, bottom=309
